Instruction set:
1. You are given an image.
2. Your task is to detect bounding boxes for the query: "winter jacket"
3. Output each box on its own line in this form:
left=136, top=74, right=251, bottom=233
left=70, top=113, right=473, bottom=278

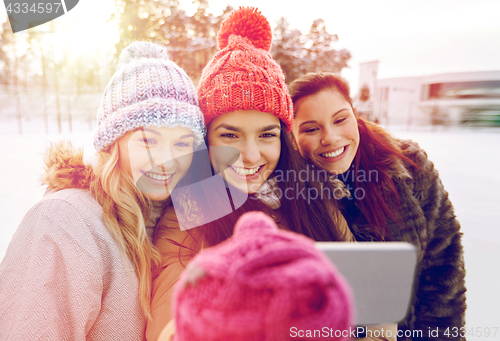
left=340, top=139, right=466, bottom=341
left=0, top=143, right=146, bottom=340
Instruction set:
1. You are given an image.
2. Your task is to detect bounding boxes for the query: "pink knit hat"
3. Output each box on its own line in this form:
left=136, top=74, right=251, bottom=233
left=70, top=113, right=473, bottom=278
left=197, top=7, right=294, bottom=132
left=172, top=211, right=354, bottom=341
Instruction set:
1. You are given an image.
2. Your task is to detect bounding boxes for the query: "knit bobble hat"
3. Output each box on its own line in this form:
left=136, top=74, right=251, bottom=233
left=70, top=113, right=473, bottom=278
left=172, top=211, right=354, bottom=341
left=197, top=7, right=294, bottom=132
left=94, top=41, right=205, bottom=151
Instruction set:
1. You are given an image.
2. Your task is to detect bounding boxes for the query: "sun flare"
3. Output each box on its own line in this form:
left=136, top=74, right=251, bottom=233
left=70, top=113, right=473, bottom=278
left=30, top=0, right=119, bottom=65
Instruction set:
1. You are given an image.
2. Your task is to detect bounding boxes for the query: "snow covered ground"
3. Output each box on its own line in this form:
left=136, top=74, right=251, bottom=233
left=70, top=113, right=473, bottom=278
left=1, top=122, right=499, bottom=335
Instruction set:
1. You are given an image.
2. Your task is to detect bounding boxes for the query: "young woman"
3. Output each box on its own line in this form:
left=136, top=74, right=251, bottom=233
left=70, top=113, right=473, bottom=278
left=147, top=8, right=354, bottom=341
left=0, top=41, right=205, bottom=340
left=289, top=72, right=466, bottom=340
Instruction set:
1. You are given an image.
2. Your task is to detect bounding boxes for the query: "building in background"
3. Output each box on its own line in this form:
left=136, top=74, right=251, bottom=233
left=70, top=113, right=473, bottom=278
left=375, top=76, right=421, bottom=126
left=420, top=71, right=500, bottom=126
left=358, top=66, right=500, bottom=126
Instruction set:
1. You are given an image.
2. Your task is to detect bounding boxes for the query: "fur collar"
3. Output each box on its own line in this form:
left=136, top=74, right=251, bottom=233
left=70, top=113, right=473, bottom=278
left=385, top=138, right=412, bottom=181
left=387, top=154, right=412, bottom=181
left=42, top=141, right=94, bottom=193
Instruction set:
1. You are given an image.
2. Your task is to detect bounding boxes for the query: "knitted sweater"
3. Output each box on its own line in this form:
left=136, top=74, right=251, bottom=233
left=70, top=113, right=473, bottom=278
left=0, top=188, right=145, bottom=340
left=340, top=140, right=466, bottom=341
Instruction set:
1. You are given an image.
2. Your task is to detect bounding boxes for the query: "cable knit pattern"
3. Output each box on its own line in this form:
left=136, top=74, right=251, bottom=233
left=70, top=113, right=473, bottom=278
left=94, top=41, right=205, bottom=151
left=0, top=189, right=145, bottom=340
left=172, top=212, right=354, bottom=341
left=197, top=7, right=293, bottom=131
left=341, top=139, right=466, bottom=341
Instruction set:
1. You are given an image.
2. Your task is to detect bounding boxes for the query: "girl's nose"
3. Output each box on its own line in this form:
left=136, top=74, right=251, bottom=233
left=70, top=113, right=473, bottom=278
left=240, top=140, right=261, bottom=165
left=151, top=147, right=175, bottom=171
left=320, top=126, right=341, bottom=146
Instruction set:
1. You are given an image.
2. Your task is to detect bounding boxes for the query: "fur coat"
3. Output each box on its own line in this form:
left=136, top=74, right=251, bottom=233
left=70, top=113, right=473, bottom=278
left=339, top=139, right=466, bottom=341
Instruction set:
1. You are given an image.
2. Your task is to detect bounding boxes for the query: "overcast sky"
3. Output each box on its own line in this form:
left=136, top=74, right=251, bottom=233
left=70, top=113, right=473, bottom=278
left=2, top=0, right=500, bottom=93
left=202, top=0, right=500, bottom=92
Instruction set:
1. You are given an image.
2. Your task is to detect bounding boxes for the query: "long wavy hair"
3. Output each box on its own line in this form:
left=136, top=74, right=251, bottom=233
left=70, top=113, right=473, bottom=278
left=90, top=143, right=161, bottom=321
left=289, top=72, right=418, bottom=239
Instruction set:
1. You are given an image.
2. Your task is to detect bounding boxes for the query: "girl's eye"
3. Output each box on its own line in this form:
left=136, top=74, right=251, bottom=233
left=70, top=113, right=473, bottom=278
left=335, top=118, right=347, bottom=124
left=304, top=127, right=318, bottom=133
left=141, top=138, right=156, bottom=145
left=261, top=133, right=277, bottom=138
left=221, top=133, right=237, bottom=138
left=175, top=142, right=191, bottom=148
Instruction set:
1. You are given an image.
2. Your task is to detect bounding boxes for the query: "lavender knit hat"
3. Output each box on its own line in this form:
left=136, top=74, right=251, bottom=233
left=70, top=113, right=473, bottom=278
left=94, top=41, right=205, bottom=151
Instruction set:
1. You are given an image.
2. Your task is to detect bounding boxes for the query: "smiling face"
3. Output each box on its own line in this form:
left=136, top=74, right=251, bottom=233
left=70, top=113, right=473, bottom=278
left=292, top=89, right=360, bottom=175
left=118, top=126, right=195, bottom=201
left=207, top=110, right=281, bottom=194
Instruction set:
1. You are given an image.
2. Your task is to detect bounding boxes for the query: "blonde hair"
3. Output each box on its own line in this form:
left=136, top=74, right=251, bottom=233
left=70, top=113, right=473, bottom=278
left=91, top=143, right=161, bottom=321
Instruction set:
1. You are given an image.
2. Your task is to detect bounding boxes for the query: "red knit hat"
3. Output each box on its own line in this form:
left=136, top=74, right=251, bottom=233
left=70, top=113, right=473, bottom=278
left=197, top=7, right=294, bottom=132
left=172, top=212, right=354, bottom=341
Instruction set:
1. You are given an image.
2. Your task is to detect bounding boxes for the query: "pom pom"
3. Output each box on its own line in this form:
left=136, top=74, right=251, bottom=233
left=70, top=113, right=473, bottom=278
left=117, top=41, right=170, bottom=70
left=218, top=7, right=272, bottom=52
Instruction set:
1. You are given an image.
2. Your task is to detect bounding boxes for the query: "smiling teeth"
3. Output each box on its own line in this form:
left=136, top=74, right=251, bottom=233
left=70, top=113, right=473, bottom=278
left=321, top=147, right=345, bottom=158
left=231, top=166, right=261, bottom=176
left=145, top=172, right=172, bottom=181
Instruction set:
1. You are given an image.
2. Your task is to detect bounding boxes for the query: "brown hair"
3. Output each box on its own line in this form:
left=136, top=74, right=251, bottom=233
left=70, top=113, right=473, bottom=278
left=289, top=72, right=353, bottom=113
left=289, top=72, right=417, bottom=239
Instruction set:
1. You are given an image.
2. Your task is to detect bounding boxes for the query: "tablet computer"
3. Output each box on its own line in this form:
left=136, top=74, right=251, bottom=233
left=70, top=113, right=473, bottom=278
left=315, top=242, right=418, bottom=325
